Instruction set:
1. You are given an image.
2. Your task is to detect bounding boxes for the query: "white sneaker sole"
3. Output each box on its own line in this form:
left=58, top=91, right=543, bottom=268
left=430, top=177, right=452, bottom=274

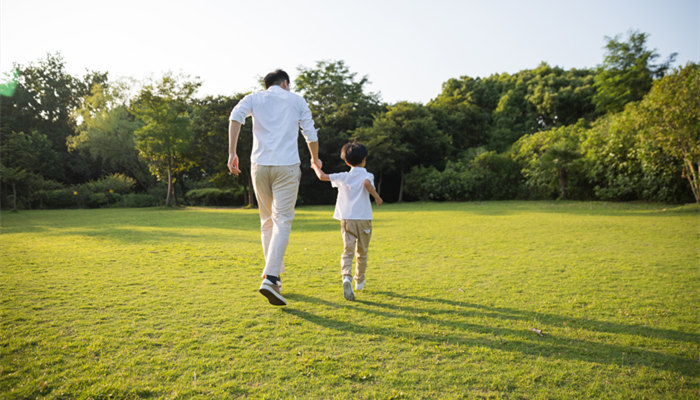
left=343, top=280, right=355, bottom=301
left=259, top=283, right=287, bottom=306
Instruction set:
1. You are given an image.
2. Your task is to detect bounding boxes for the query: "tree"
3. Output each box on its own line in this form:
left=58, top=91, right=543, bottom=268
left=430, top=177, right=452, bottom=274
left=512, top=122, right=587, bottom=199
left=428, top=76, right=496, bottom=152
left=0, top=53, right=107, bottom=183
left=593, top=31, right=676, bottom=114
left=68, top=82, right=151, bottom=189
left=130, top=74, right=201, bottom=206
left=0, top=130, right=54, bottom=210
left=187, top=94, right=254, bottom=205
left=355, top=102, right=450, bottom=201
left=295, top=60, right=384, bottom=204
left=637, top=63, right=700, bottom=202
left=539, top=136, right=582, bottom=200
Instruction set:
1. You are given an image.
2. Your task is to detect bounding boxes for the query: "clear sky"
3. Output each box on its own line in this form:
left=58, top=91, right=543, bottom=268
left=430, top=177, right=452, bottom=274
left=1, top=0, right=698, bottom=104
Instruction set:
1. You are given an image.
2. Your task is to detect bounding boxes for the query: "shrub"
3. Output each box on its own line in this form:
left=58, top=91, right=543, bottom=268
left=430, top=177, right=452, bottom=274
left=84, top=173, right=136, bottom=194
left=470, top=151, right=524, bottom=200
left=185, top=188, right=244, bottom=206
left=405, top=152, right=523, bottom=202
left=122, top=193, right=158, bottom=207
left=39, top=189, right=78, bottom=209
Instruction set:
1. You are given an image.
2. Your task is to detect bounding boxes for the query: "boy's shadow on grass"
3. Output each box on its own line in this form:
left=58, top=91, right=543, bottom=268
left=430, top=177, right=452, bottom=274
left=283, top=292, right=699, bottom=377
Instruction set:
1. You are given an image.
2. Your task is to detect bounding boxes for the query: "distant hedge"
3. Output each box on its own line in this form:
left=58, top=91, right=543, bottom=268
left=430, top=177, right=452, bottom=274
left=185, top=188, right=244, bottom=206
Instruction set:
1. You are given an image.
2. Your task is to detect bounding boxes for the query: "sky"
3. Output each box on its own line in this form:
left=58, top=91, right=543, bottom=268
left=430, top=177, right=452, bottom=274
left=1, top=0, right=698, bottom=104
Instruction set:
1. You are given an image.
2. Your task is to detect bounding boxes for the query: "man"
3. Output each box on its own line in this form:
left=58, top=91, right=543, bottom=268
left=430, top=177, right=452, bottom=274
left=228, top=69, right=321, bottom=306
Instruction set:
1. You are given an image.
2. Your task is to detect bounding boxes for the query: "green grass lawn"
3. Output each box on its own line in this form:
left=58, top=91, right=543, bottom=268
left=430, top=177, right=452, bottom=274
left=1, top=201, right=698, bottom=399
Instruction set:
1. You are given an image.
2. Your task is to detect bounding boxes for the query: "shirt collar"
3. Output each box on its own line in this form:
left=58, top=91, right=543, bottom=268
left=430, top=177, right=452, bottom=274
left=349, top=166, right=366, bottom=173
left=267, top=85, right=287, bottom=93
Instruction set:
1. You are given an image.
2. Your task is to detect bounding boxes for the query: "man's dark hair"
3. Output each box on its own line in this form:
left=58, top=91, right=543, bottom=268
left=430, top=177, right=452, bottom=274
left=263, top=69, right=290, bottom=89
left=341, top=142, right=368, bottom=166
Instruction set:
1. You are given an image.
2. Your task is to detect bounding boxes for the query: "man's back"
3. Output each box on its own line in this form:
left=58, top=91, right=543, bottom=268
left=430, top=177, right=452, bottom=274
left=230, top=86, right=317, bottom=166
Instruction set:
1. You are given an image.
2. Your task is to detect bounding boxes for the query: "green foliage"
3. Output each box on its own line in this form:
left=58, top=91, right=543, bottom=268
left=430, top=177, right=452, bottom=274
left=83, top=173, right=136, bottom=194
left=355, top=102, right=450, bottom=201
left=36, top=188, right=78, bottom=208
left=512, top=122, right=589, bottom=199
left=404, top=151, right=523, bottom=201
left=636, top=63, right=700, bottom=202
left=488, top=65, right=597, bottom=152
left=0, top=53, right=106, bottom=183
left=131, top=73, right=201, bottom=206
left=593, top=30, right=676, bottom=114
left=1, top=44, right=692, bottom=207
left=68, top=83, right=150, bottom=188
left=580, top=99, right=692, bottom=203
left=122, top=193, right=159, bottom=207
left=185, top=187, right=244, bottom=206
left=429, top=64, right=596, bottom=155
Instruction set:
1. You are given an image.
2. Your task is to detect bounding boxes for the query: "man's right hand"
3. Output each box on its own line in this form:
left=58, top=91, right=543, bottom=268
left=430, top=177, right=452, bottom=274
left=228, top=153, right=241, bottom=176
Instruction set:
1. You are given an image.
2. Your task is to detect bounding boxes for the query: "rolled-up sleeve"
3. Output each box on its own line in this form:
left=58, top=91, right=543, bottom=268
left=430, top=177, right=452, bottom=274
left=298, top=98, right=318, bottom=143
left=230, top=95, right=252, bottom=124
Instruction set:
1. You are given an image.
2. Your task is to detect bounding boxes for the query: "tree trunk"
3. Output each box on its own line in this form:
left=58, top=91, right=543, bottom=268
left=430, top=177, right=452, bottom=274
left=248, top=183, right=255, bottom=207
left=166, top=158, right=173, bottom=206
left=377, top=172, right=383, bottom=197
left=683, top=158, right=700, bottom=203
left=398, top=170, right=405, bottom=202
left=12, top=182, right=17, bottom=212
left=559, top=168, right=567, bottom=200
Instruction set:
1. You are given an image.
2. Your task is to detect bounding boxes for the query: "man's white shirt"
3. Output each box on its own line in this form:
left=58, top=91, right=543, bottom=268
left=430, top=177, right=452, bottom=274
left=230, top=86, right=318, bottom=166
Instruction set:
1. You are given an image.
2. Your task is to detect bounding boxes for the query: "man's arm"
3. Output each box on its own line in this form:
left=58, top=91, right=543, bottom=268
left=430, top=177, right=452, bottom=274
left=307, top=141, right=322, bottom=169
left=228, top=120, right=242, bottom=176
left=363, top=179, right=383, bottom=206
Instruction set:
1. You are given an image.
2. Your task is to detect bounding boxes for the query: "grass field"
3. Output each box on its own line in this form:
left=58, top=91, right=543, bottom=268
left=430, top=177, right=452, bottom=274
left=1, top=201, right=698, bottom=399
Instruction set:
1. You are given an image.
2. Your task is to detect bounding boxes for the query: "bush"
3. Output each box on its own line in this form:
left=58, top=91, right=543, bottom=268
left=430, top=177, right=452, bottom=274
left=38, top=189, right=78, bottom=209
left=84, top=173, right=136, bottom=194
left=123, top=193, right=159, bottom=207
left=470, top=151, right=524, bottom=200
left=404, top=152, right=524, bottom=201
left=185, top=188, right=244, bottom=206
left=84, top=192, right=123, bottom=208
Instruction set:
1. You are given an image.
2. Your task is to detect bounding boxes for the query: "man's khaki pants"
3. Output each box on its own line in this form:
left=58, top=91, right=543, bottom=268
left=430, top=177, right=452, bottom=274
left=340, top=219, right=372, bottom=284
left=251, top=163, right=300, bottom=278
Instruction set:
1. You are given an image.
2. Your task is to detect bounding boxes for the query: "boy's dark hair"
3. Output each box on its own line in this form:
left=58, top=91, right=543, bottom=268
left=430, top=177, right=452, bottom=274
left=263, top=69, right=290, bottom=89
left=341, top=142, right=368, bottom=166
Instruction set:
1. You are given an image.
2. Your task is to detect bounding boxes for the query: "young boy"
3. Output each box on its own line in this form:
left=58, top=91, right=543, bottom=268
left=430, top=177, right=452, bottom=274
left=310, top=142, right=383, bottom=301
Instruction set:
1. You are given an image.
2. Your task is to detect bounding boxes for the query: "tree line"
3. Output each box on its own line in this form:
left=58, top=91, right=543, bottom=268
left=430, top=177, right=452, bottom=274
left=1, top=31, right=698, bottom=210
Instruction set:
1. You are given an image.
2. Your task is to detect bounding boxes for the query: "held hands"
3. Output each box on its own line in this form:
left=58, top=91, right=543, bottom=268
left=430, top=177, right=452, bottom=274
left=227, top=153, right=241, bottom=176
left=311, top=158, right=323, bottom=170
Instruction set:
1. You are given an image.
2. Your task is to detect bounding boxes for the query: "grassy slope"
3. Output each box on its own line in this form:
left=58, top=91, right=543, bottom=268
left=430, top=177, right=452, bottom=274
left=1, top=202, right=698, bottom=399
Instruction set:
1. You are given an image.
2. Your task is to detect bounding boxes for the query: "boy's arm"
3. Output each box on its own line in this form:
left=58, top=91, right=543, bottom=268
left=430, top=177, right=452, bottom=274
left=363, top=179, right=383, bottom=206
left=310, top=163, right=330, bottom=181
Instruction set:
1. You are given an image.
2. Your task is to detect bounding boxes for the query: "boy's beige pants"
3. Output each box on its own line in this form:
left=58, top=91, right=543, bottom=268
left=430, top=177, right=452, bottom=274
left=251, top=163, right=300, bottom=278
left=340, top=219, right=372, bottom=284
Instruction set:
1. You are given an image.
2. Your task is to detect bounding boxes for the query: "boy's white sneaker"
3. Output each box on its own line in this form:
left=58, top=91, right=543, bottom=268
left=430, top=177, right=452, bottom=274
left=355, top=279, right=365, bottom=291
left=342, top=277, right=355, bottom=301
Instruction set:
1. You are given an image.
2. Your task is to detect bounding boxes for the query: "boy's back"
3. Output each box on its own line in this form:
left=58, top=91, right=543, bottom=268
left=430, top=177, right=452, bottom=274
left=329, top=167, right=375, bottom=221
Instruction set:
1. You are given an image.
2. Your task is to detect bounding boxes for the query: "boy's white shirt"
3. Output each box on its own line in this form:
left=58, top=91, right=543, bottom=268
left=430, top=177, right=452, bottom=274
left=328, top=167, right=375, bottom=220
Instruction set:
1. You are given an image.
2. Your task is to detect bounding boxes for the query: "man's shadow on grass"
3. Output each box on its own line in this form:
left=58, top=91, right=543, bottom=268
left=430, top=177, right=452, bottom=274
left=283, top=292, right=699, bottom=377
